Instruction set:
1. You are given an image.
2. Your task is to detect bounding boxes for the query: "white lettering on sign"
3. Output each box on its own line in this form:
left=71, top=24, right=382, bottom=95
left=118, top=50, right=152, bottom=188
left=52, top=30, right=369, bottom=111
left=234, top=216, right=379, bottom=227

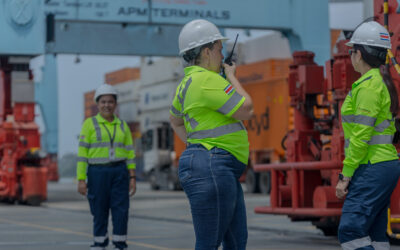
left=45, top=1, right=231, bottom=21
left=118, top=7, right=230, bottom=20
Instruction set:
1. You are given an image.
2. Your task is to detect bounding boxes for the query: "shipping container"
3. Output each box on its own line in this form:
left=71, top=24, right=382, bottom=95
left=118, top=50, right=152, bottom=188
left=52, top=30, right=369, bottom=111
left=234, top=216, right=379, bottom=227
left=113, top=80, right=141, bottom=123
left=139, top=80, right=178, bottom=113
left=113, top=80, right=140, bottom=103
left=139, top=57, right=182, bottom=190
left=236, top=58, right=291, bottom=83
left=140, top=58, right=184, bottom=86
left=227, top=32, right=292, bottom=65
left=84, top=90, right=97, bottom=119
left=105, top=67, right=140, bottom=85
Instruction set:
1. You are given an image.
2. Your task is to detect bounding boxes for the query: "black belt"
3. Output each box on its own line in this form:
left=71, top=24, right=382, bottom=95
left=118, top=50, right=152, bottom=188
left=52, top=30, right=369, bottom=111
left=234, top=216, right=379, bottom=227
left=90, top=161, right=125, bottom=167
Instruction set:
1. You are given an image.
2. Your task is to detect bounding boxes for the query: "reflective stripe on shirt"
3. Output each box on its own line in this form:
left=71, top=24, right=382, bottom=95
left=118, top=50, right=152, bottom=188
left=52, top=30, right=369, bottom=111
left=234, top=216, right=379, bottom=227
left=187, top=122, right=245, bottom=139
left=79, top=141, right=133, bottom=150
left=217, top=92, right=243, bottom=115
left=375, top=119, right=392, bottom=132
left=77, top=156, right=88, bottom=163
left=120, top=122, right=125, bottom=133
left=368, top=134, right=393, bottom=145
left=91, top=117, right=102, bottom=141
left=170, top=105, right=183, bottom=117
left=185, top=113, right=199, bottom=129
left=342, top=115, right=376, bottom=127
left=178, top=77, right=199, bottom=129
left=344, top=135, right=393, bottom=148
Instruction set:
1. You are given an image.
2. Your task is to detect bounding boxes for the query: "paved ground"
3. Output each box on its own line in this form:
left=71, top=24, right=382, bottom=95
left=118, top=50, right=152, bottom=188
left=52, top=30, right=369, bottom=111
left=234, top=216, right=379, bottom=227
left=0, top=179, right=399, bottom=250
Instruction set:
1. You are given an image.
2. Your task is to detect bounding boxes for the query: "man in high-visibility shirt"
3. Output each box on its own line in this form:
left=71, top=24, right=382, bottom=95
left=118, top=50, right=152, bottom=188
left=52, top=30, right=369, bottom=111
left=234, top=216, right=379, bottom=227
left=170, top=19, right=254, bottom=250
left=336, top=21, right=400, bottom=250
left=77, top=84, right=136, bottom=250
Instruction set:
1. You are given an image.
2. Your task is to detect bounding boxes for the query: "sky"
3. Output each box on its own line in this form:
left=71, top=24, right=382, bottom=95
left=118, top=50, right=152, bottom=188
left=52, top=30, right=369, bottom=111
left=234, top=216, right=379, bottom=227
left=29, top=1, right=368, bottom=158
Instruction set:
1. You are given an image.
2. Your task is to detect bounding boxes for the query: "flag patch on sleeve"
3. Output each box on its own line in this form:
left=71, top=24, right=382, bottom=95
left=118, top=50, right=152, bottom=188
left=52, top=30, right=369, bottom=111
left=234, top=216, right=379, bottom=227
left=224, top=84, right=234, bottom=95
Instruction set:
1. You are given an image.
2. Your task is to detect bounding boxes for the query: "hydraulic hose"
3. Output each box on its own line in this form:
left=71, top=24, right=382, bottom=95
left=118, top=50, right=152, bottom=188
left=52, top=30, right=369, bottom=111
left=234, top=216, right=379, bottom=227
left=383, top=0, right=400, bottom=74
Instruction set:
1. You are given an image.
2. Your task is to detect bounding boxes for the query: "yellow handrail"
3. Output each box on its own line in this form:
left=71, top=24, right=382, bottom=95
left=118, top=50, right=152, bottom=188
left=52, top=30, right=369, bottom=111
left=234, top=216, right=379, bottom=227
left=387, top=208, right=400, bottom=239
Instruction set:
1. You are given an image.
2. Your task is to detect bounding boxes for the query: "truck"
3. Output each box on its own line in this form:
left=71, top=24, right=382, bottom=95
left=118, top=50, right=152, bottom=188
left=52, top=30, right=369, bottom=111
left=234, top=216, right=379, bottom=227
left=139, top=58, right=184, bottom=190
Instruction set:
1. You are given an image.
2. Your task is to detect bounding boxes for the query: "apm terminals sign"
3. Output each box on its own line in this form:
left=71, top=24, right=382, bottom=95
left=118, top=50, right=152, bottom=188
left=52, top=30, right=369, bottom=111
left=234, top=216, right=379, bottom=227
left=44, top=0, right=281, bottom=28
left=45, top=0, right=230, bottom=22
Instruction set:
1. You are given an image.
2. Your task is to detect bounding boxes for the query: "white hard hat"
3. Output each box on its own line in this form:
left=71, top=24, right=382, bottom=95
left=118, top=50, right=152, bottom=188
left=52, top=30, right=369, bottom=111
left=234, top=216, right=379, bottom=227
left=94, top=84, right=118, bottom=102
left=346, top=21, right=391, bottom=49
left=178, top=19, right=228, bottom=54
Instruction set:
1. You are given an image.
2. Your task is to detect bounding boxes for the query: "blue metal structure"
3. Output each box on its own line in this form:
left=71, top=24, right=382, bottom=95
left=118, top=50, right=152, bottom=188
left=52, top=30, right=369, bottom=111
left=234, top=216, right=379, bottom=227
left=0, top=0, right=330, bottom=155
left=43, top=0, right=330, bottom=64
left=34, top=54, right=58, bottom=154
left=0, top=0, right=44, bottom=55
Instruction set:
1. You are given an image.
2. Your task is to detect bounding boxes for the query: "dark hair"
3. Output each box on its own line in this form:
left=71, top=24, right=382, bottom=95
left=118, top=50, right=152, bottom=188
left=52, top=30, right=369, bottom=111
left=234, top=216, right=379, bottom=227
left=182, top=42, right=216, bottom=64
left=96, top=94, right=117, bottom=103
left=354, top=44, right=399, bottom=116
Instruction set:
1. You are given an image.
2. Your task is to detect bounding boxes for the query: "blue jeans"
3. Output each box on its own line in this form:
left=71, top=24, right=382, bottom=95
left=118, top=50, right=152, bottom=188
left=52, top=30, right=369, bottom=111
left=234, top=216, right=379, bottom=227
left=338, top=160, right=400, bottom=250
left=179, top=144, right=248, bottom=250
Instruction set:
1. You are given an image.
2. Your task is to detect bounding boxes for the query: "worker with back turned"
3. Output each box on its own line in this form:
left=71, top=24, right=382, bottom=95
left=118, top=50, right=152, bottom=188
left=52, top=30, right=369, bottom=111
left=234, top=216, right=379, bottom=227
left=170, top=19, right=254, bottom=249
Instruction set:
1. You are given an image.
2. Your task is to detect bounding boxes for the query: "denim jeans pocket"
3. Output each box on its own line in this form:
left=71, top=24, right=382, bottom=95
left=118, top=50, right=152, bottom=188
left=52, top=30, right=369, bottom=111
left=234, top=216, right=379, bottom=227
left=178, top=154, right=193, bottom=184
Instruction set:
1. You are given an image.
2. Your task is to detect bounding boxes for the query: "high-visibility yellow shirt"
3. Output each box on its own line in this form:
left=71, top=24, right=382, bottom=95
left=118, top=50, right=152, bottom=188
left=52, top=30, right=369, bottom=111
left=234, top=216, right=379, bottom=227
left=170, top=65, right=249, bottom=164
left=76, top=113, right=135, bottom=180
left=341, top=68, right=398, bottom=177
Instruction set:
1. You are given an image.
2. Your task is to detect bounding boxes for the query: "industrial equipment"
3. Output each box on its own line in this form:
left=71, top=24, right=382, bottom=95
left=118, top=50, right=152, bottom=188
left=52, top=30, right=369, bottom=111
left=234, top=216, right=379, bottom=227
left=0, top=57, right=51, bottom=205
left=254, top=0, right=400, bottom=236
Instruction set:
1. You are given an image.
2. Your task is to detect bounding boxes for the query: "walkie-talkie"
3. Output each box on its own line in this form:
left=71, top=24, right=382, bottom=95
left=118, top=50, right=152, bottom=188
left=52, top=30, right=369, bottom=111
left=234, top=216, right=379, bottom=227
left=221, top=34, right=239, bottom=78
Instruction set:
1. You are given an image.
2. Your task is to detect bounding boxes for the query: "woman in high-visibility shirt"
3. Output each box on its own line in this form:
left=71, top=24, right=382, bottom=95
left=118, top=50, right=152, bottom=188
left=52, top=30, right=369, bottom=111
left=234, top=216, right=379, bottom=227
left=170, top=19, right=253, bottom=249
left=77, top=84, right=136, bottom=250
left=336, top=21, right=400, bottom=250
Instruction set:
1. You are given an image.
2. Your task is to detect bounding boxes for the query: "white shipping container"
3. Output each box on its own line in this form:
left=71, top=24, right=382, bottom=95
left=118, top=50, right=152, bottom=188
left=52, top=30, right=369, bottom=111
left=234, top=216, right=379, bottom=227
left=140, top=57, right=184, bottom=86
left=12, top=71, right=34, bottom=102
left=113, top=80, right=140, bottom=103
left=228, top=31, right=292, bottom=65
left=139, top=109, right=170, bottom=132
left=117, top=101, right=138, bottom=123
left=139, top=80, right=179, bottom=112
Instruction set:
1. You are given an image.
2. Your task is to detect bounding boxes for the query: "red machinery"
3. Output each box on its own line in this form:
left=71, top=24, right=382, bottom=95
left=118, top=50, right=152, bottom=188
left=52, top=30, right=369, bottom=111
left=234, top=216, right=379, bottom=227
left=254, top=0, right=400, bottom=235
left=0, top=57, right=56, bottom=206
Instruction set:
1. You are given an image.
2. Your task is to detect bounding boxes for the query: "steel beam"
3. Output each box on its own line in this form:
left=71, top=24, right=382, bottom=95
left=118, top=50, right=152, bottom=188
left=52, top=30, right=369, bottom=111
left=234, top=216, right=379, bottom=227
left=35, top=54, right=58, bottom=154
left=46, top=22, right=182, bottom=56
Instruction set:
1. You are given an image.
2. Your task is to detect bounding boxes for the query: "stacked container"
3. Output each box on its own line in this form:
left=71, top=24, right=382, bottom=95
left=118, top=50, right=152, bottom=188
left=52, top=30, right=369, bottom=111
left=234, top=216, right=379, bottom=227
left=139, top=57, right=184, bottom=189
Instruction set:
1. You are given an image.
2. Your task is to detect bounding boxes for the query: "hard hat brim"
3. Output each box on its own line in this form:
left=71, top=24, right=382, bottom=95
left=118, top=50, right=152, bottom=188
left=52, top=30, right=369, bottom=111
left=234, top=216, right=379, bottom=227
left=180, top=37, right=229, bottom=55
